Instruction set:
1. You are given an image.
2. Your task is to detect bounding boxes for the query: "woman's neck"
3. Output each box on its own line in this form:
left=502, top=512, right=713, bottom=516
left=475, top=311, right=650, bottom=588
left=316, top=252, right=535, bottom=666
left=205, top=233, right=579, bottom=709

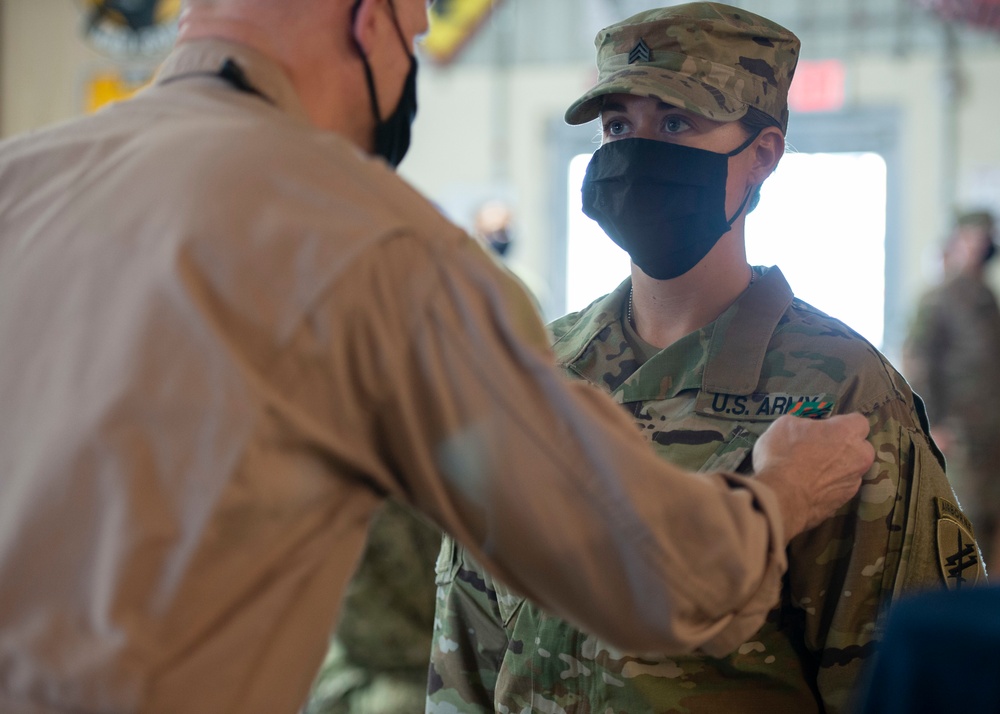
left=629, top=238, right=753, bottom=350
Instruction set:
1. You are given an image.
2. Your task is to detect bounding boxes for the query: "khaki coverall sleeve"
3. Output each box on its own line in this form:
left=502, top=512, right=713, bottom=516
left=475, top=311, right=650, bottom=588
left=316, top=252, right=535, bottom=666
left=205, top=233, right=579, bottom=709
left=356, top=232, right=789, bottom=656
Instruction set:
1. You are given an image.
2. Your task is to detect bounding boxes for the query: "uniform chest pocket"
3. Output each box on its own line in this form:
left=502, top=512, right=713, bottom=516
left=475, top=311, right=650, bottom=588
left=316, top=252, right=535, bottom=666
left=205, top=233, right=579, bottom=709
left=696, top=424, right=760, bottom=475
left=434, top=534, right=459, bottom=586
left=494, top=581, right=526, bottom=628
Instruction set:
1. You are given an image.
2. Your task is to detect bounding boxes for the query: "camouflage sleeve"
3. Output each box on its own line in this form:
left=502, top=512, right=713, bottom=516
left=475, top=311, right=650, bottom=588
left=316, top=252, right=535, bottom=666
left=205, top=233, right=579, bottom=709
left=333, top=500, right=440, bottom=672
left=889, top=420, right=984, bottom=593
left=426, top=536, right=508, bottom=714
left=787, top=395, right=972, bottom=713
left=307, top=500, right=440, bottom=714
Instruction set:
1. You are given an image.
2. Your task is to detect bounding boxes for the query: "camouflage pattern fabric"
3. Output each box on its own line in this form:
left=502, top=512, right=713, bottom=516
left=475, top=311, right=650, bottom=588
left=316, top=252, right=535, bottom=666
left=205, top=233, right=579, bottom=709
left=904, top=274, right=1000, bottom=565
left=428, top=267, right=981, bottom=714
left=307, top=499, right=440, bottom=714
left=565, top=3, right=801, bottom=131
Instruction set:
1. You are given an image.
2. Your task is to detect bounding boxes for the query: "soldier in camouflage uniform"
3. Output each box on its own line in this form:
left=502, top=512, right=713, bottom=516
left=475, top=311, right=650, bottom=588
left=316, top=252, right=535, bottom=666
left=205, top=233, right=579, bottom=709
left=307, top=499, right=440, bottom=714
left=904, top=211, right=1000, bottom=573
left=428, top=4, right=981, bottom=713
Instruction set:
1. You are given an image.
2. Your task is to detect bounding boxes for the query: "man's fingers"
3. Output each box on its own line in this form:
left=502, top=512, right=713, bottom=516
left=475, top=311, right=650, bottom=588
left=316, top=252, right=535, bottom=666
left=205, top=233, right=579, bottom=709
left=828, top=412, right=872, bottom=440
left=753, top=411, right=876, bottom=539
left=827, top=414, right=875, bottom=476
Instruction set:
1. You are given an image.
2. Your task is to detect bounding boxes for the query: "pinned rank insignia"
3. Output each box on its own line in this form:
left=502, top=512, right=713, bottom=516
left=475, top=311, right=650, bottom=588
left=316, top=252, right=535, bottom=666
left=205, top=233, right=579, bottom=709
left=935, top=497, right=985, bottom=590
left=629, top=39, right=652, bottom=64
left=787, top=400, right=835, bottom=419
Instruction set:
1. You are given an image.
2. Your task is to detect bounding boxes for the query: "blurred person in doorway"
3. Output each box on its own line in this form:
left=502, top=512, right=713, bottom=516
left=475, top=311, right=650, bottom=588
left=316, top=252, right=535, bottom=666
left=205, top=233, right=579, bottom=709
left=429, top=5, right=975, bottom=714
left=473, top=199, right=514, bottom=258
left=905, top=210, right=1000, bottom=573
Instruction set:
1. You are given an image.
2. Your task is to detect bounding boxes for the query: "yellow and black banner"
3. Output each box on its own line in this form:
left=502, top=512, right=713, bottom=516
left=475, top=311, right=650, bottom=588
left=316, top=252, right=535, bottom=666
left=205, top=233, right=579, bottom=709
left=422, top=0, right=504, bottom=64
left=84, top=69, right=153, bottom=113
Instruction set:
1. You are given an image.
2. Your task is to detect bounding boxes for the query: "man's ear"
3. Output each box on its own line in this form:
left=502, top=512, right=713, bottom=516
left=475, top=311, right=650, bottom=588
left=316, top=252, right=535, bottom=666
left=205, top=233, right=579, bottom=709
left=351, top=0, right=378, bottom=55
left=750, top=127, right=786, bottom=184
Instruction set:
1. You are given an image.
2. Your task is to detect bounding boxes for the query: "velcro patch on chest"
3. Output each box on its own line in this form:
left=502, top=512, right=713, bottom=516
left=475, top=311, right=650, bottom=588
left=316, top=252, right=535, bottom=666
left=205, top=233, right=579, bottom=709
left=936, top=497, right=985, bottom=590
left=696, top=392, right=834, bottom=421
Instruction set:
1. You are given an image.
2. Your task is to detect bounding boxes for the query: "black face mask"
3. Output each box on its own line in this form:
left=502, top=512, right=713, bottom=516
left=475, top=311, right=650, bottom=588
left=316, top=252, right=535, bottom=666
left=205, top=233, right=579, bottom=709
left=353, top=1, right=418, bottom=168
left=581, top=133, right=759, bottom=280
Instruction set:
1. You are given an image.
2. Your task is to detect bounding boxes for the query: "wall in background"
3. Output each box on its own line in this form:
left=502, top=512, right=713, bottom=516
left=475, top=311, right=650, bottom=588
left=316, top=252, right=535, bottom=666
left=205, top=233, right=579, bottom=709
left=3, top=0, right=1000, bottom=355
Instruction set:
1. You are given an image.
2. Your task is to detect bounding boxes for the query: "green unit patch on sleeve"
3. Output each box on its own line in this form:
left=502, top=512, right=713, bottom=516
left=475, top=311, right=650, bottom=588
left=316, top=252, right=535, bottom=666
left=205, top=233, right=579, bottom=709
left=787, top=399, right=835, bottom=419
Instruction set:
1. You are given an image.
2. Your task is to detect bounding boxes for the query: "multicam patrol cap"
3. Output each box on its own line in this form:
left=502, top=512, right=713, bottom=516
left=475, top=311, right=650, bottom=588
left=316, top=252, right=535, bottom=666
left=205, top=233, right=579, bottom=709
left=565, top=2, right=801, bottom=132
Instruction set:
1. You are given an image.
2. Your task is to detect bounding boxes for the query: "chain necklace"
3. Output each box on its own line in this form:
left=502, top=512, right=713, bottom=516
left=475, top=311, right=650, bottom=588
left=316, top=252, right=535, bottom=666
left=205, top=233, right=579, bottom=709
left=627, top=266, right=757, bottom=330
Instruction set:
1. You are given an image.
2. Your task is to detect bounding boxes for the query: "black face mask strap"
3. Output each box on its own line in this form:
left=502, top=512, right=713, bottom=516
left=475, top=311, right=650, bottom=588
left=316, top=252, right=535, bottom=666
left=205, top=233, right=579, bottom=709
left=725, top=186, right=755, bottom=227
left=217, top=60, right=271, bottom=102
left=351, top=0, right=383, bottom=122
left=158, top=59, right=273, bottom=105
left=724, top=128, right=764, bottom=225
left=351, top=0, right=410, bottom=124
left=726, top=127, right=764, bottom=157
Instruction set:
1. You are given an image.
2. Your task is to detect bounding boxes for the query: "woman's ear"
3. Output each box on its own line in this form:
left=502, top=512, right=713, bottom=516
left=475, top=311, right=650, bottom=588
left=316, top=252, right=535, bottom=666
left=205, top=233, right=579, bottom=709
left=750, top=127, right=786, bottom=184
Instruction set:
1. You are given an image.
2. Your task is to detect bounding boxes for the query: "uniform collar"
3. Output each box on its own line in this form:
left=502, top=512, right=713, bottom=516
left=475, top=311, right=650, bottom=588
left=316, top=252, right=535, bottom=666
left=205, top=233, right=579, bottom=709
left=552, top=267, right=795, bottom=402
left=551, top=279, right=631, bottom=369
left=703, top=267, right=794, bottom=395
left=155, top=39, right=311, bottom=124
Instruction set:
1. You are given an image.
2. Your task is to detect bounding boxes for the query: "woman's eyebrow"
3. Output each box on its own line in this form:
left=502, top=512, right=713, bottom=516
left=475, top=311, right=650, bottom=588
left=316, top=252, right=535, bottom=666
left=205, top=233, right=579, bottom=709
left=600, top=100, right=682, bottom=113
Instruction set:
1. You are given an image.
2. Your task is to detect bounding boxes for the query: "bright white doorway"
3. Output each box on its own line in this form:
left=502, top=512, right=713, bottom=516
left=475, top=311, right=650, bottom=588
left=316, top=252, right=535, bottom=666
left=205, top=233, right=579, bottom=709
left=747, top=151, right=887, bottom=347
left=565, top=153, right=630, bottom=313
left=564, top=150, right=888, bottom=348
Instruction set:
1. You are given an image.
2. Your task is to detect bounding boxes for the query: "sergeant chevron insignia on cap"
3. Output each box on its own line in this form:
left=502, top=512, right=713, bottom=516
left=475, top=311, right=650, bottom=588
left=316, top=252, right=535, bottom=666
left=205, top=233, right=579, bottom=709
left=628, top=39, right=651, bottom=64
left=564, top=3, right=801, bottom=131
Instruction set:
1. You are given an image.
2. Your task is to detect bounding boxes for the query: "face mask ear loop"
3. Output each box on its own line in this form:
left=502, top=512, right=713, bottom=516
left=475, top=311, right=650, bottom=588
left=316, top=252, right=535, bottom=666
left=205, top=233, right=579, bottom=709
left=726, top=128, right=763, bottom=157
left=351, top=0, right=383, bottom=122
left=725, top=186, right=754, bottom=227
left=385, top=0, right=412, bottom=55
left=724, top=128, right=764, bottom=225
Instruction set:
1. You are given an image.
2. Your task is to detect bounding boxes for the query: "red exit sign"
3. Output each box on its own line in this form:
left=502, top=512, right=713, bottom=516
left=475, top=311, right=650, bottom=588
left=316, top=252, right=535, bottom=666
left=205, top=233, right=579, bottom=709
left=788, top=60, right=846, bottom=113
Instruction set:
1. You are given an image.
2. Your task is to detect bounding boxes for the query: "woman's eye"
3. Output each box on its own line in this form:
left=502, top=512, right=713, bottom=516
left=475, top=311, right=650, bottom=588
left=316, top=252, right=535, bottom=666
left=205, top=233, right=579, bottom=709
left=664, top=116, right=690, bottom=133
left=607, top=120, right=627, bottom=135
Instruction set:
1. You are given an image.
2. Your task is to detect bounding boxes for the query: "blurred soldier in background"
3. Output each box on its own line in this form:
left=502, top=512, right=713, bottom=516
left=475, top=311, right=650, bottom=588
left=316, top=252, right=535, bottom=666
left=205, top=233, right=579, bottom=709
left=905, top=210, right=1000, bottom=572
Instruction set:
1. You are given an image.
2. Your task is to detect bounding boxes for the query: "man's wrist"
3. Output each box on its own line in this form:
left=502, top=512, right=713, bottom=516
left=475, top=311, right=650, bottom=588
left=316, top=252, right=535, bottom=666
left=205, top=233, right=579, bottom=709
left=753, top=467, right=805, bottom=541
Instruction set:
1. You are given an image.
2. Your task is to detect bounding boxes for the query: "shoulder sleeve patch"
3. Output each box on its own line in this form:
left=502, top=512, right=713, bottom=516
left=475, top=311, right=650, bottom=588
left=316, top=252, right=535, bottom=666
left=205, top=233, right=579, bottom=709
left=935, top=497, right=986, bottom=590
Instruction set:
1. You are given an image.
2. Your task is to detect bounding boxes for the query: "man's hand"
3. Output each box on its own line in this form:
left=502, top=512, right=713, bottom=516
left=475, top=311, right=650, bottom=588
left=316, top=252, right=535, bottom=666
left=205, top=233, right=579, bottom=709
left=752, top=413, right=874, bottom=541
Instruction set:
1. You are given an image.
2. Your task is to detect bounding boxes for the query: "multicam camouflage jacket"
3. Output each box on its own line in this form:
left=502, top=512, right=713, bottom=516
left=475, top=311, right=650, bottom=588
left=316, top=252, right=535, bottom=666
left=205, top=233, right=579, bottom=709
left=307, top=499, right=440, bottom=714
left=427, top=267, right=983, bottom=714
